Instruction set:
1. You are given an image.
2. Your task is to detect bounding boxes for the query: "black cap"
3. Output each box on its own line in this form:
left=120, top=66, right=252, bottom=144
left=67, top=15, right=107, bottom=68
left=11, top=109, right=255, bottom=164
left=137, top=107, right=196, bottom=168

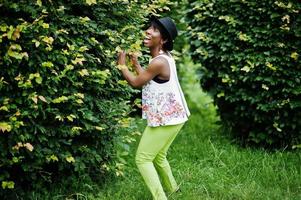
left=150, top=16, right=178, bottom=51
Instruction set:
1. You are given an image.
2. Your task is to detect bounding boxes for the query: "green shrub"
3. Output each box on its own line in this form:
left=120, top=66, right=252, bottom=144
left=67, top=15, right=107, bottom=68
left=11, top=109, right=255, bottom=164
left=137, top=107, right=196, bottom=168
left=0, top=0, right=171, bottom=196
left=186, top=0, right=301, bottom=147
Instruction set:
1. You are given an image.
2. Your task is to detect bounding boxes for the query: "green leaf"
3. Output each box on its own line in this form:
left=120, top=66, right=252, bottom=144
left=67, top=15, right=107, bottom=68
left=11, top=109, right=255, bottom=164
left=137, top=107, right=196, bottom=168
left=66, top=156, right=75, bottom=163
left=35, top=76, right=42, bottom=84
left=2, top=181, right=15, bottom=189
left=86, top=0, right=97, bottom=6
left=52, top=96, right=68, bottom=103
left=0, top=122, right=12, bottom=133
left=46, top=155, right=59, bottom=162
left=36, top=0, right=42, bottom=7
left=42, top=61, right=54, bottom=68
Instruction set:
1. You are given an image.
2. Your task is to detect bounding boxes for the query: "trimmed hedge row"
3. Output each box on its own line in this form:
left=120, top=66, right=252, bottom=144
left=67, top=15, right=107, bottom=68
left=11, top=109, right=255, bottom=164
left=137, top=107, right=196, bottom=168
left=186, top=0, right=301, bottom=147
left=0, top=0, right=170, bottom=196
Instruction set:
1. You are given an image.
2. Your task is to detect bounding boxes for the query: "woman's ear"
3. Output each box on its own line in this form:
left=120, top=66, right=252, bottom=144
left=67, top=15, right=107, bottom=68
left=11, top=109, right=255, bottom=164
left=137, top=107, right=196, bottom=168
left=160, top=39, right=168, bottom=46
left=160, top=39, right=165, bottom=46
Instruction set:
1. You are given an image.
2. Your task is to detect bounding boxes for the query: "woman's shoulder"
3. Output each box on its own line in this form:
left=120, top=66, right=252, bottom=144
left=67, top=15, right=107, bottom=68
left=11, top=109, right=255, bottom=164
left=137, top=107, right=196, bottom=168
left=150, top=55, right=170, bottom=66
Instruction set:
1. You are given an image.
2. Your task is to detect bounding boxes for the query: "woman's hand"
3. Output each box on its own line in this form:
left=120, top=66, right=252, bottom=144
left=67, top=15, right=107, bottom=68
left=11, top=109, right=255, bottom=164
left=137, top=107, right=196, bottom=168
left=129, top=52, right=139, bottom=66
left=117, top=50, right=126, bottom=65
left=129, top=52, right=144, bottom=74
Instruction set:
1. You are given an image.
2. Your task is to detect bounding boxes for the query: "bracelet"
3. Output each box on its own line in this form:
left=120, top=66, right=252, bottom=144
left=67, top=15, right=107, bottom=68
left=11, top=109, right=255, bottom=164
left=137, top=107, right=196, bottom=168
left=116, top=64, right=127, bottom=70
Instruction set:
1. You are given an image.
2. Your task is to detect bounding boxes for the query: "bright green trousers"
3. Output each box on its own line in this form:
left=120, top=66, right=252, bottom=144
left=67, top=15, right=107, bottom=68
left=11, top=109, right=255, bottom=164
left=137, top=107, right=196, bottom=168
left=135, top=123, right=184, bottom=200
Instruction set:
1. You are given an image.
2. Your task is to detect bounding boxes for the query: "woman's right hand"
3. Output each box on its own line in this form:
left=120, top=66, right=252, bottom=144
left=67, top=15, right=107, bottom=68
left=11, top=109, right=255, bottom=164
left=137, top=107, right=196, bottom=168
left=129, top=52, right=139, bottom=66
left=129, top=52, right=144, bottom=75
left=117, top=50, right=126, bottom=65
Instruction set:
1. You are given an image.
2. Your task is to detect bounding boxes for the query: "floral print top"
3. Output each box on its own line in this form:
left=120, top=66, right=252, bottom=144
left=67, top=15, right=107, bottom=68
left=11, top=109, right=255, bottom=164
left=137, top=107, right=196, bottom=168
left=142, top=54, right=190, bottom=127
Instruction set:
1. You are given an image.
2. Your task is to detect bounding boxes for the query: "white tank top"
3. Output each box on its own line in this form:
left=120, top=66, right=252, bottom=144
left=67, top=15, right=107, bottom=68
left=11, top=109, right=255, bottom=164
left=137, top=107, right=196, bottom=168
left=142, top=52, right=191, bottom=127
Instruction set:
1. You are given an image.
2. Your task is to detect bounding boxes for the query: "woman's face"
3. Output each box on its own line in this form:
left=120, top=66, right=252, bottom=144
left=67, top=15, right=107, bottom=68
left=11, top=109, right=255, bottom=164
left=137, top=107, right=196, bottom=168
left=143, top=25, right=163, bottom=49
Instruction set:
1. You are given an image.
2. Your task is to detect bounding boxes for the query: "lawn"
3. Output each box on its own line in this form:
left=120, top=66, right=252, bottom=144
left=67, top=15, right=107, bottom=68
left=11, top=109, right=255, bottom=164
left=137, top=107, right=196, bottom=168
left=87, top=108, right=301, bottom=200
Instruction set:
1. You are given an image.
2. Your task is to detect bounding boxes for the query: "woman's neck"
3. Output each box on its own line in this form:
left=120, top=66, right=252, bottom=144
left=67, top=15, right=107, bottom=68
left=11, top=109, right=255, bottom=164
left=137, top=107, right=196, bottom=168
left=150, top=47, right=166, bottom=58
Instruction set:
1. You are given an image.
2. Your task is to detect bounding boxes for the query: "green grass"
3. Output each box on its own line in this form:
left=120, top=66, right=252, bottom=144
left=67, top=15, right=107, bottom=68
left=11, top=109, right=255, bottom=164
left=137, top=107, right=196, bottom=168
left=28, top=58, right=301, bottom=200
left=29, top=103, right=301, bottom=200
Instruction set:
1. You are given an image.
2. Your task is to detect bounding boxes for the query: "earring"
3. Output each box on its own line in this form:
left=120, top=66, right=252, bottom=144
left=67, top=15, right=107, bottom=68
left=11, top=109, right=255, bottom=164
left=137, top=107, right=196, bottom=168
left=159, top=45, right=163, bottom=53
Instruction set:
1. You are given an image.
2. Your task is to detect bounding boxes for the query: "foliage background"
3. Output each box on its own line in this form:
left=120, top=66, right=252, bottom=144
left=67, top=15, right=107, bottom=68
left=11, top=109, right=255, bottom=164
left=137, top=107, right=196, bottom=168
left=186, top=0, right=301, bottom=147
left=0, top=0, right=171, bottom=197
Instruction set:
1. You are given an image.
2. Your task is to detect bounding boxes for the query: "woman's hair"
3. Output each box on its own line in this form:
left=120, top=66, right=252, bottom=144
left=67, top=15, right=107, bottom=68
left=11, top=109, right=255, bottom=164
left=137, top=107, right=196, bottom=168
left=150, top=21, right=171, bottom=51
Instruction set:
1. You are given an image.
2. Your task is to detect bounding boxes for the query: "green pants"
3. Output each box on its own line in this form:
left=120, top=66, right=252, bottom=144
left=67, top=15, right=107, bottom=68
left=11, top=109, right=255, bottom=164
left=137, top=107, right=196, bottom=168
left=135, top=123, right=184, bottom=200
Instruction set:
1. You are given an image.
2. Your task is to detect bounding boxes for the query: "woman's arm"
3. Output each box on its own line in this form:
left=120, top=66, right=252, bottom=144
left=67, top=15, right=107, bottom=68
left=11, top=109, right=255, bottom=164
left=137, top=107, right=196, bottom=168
left=117, top=51, right=165, bottom=88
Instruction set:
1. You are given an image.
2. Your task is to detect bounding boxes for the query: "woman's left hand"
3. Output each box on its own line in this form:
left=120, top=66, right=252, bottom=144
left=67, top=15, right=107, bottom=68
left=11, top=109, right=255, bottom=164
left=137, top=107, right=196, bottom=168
left=117, top=50, right=126, bottom=65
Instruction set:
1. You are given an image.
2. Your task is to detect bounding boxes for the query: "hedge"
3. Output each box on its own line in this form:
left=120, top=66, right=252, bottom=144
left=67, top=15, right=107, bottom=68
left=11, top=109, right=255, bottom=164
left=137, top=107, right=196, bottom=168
left=186, top=0, right=301, bottom=147
left=0, top=0, right=171, bottom=196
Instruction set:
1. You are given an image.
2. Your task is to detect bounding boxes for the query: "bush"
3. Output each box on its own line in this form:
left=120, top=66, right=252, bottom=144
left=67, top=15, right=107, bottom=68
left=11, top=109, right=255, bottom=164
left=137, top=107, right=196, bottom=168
left=0, top=0, right=170, bottom=197
left=186, top=0, right=301, bottom=147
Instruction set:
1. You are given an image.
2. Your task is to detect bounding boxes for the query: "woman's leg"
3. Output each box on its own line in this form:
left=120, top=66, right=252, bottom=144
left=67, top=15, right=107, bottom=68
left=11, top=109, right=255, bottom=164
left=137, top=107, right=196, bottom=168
left=153, top=124, right=183, bottom=193
left=135, top=123, right=184, bottom=200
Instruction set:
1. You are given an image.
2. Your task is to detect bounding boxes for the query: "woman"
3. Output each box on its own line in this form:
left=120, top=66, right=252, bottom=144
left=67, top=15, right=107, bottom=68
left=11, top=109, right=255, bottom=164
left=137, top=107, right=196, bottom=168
left=117, top=16, right=190, bottom=200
